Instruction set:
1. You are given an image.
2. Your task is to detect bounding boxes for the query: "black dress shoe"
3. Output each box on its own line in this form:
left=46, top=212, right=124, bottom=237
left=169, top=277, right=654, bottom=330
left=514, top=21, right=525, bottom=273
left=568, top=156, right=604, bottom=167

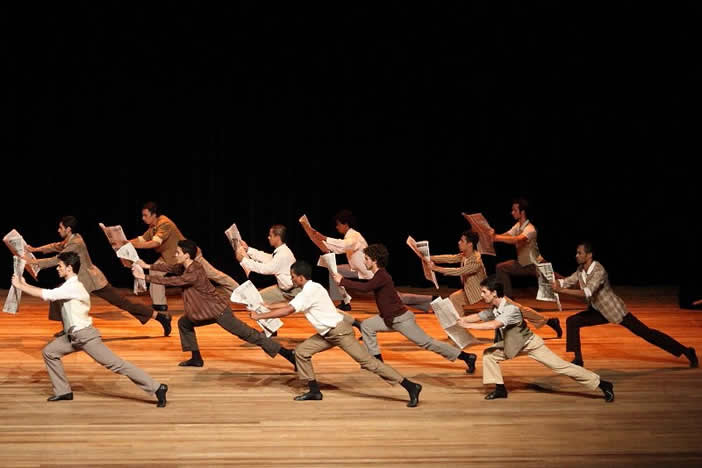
left=178, top=359, right=204, bottom=367
left=484, top=388, right=508, bottom=400
left=338, top=302, right=352, bottom=312
left=464, top=353, right=477, bottom=374
left=160, top=314, right=172, bottom=337
left=155, top=384, right=168, bottom=407
left=54, top=330, right=66, bottom=338
left=686, top=347, right=698, bottom=368
left=600, top=380, right=615, bottom=402
left=547, top=318, right=563, bottom=338
left=571, top=358, right=584, bottom=367
left=407, top=383, right=422, bottom=408
left=47, top=392, right=73, bottom=401
left=294, top=391, right=323, bottom=401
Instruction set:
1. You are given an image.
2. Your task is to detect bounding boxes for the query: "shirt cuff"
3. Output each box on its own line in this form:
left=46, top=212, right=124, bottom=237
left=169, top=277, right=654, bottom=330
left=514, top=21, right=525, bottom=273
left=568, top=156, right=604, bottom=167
left=40, top=289, right=53, bottom=302
left=152, top=236, right=164, bottom=246
left=583, top=287, right=592, bottom=299
left=137, top=236, right=146, bottom=242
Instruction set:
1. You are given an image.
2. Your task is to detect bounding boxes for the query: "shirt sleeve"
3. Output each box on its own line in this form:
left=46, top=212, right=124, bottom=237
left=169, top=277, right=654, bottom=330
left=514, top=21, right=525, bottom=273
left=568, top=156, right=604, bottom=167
left=479, top=309, right=496, bottom=322
left=495, top=304, right=523, bottom=328
left=247, top=247, right=273, bottom=264
left=506, top=222, right=520, bottom=237
left=341, top=272, right=385, bottom=293
left=522, top=224, right=537, bottom=241
left=322, top=237, right=350, bottom=254
left=241, top=251, right=283, bottom=275
left=289, top=289, right=310, bottom=313
left=41, top=282, right=81, bottom=302
left=152, top=221, right=173, bottom=245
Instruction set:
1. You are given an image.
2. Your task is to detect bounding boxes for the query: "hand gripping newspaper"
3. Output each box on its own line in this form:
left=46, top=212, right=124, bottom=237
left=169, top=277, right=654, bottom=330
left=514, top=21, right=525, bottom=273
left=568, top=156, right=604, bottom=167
left=406, top=236, right=439, bottom=289
left=224, top=222, right=251, bottom=277
left=3, top=229, right=41, bottom=314
left=230, top=281, right=283, bottom=337
left=461, top=212, right=496, bottom=256
left=98, top=223, right=146, bottom=294
left=430, top=296, right=475, bottom=349
left=535, top=262, right=562, bottom=311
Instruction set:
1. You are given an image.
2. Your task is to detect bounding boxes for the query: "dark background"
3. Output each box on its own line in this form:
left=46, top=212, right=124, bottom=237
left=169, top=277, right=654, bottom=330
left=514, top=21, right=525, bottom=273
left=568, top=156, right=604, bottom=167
left=3, top=2, right=699, bottom=297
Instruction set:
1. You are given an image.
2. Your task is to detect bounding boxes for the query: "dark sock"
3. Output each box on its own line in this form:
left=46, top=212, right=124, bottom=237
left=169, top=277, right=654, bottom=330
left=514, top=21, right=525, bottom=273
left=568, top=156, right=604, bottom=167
left=598, top=380, right=610, bottom=390
left=191, top=350, right=203, bottom=361
left=400, top=378, right=417, bottom=392
left=458, top=352, right=472, bottom=362
left=308, top=380, right=320, bottom=394
left=374, top=353, right=384, bottom=362
left=495, top=384, right=506, bottom=392
left=278, top=347, right=294, bottom=363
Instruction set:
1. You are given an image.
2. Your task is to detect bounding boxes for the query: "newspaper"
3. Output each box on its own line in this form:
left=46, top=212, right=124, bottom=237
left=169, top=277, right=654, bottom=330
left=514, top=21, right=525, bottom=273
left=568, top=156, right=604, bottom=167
left=317, top=252, right=352, bottom=303
left=224, top=223, right=250, bottom=277
left=299, top=214, right=330, bottom=253
left=98, top=223, right=128, bottom=251
left=130, top=264, right=148, bottom=295
left=536, top=262, right=562, bottom=311
left=115, top=239, right=146, bottom=294
left=3, top=256, right=26, bottom=314
left=230, top=281, right=283, bottom=337
left=462, top=212, right=496, bottom=256
left=3, top=229, right=40, bottom=280
left=406, top=236, right=439, bottom=289
left=430, top=297, right=474, bottom=349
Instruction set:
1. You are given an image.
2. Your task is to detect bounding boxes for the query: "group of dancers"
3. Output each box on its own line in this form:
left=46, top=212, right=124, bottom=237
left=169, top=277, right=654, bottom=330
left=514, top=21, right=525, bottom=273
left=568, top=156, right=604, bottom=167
left=9, top=199, right=698, bottom=408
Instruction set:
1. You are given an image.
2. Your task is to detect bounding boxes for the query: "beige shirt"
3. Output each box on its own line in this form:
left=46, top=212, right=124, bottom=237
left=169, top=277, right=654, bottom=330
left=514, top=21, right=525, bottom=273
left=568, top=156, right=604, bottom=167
left=507, top=220, right=540, bottom=266
left=323, top=228, right=373, bottom=280
left=140, top=215, right=185, bottom=265
left=36, top=234, right=108, bottom=292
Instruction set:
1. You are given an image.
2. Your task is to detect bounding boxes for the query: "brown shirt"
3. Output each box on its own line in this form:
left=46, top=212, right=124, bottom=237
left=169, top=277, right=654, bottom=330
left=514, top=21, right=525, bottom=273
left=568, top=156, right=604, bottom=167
left=149, top=261, right=229, bottom=321
left=141, top=215, right=185, bottom=265
left=341, top=268, right=407, bottom=328
left=430, top=251, right=486, bottom=304
left=37, top=234, right=108, bottom=292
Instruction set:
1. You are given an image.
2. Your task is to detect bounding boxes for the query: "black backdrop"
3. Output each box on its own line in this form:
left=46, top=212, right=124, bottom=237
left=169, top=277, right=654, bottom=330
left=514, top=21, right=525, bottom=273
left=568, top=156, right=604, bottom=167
left=3, top=2, right=699, bottom=292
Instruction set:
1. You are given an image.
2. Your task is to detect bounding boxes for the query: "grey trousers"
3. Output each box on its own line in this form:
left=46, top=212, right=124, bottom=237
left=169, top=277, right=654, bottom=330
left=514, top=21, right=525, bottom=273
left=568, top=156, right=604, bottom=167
left=295, top=320, right=404, bottom=384
left=177, top=310, right=281, bottom=358
left=149, top=256, right=240, bottom=307
left=495, top=260, right=538, bottom=298
left=42, top=326, right=160, bottom=396
left=361, top=311, right=462, bottom=361
left=328, top=264, right=357, bottom=303
left=398, top=293, right=434, bottom=312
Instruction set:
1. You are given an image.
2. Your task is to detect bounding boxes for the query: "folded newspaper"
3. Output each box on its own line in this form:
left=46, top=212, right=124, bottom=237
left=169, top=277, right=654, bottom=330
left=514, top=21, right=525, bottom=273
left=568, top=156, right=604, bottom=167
left=3, top=256, right=26, bottom=314
left=406, top=236, right=439, bottom=289
left=99, top=223, right=145, bottom=294
left=230, top=281, right=283, bottom=337
left=430, top=297, right=475, bottom=349
left=536, top=262, right=562, bottom=311
left=3, top=229, right=40, bottom=280
left=317, top=252, right=352, bottom=303
left=462, top=212, right=496, bottom=256
left=224, top=222, right=250, bottom=277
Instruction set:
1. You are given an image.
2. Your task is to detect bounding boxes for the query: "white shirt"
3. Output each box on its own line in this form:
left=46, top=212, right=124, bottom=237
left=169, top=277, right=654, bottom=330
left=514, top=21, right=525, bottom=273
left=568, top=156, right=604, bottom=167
left=41, top=275, right=92, bottom=333
left=323, top=228, right=373, bottom=279
left=241, top=244, right=296, bottom=290
left=289, top=281, right=344, bottom=335
left=506, top=220, right=540, bottom=266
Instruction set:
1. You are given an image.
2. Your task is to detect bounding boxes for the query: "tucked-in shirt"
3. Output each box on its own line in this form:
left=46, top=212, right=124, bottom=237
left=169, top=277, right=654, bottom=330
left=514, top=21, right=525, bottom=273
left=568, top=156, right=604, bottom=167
left=149, top=261, right=229, bottom=321
left=341, top=268, right=406, bottom=327
left=289, top=281, right=344, bottom=335
left=323, top=228, right=373, bottom=279
left=506, top=220, right=540, bottom=266
left=241, top=243, right=295, bottom=290
left=479, top=297, right=529, bottom=342
left=140, top=215, right=185, bottom=265
left=41, top=275, right=93, bottom=333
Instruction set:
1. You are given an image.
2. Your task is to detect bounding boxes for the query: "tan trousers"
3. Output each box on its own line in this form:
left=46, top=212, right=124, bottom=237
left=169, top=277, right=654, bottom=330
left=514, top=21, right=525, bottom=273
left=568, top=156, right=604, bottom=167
left=451, top=289, right=549, bottom=330
left=259, top=285, right=301, bottom=304
left=482, top=334, right=600, bottom=390
left=295, top=320, right=404, bottom=384
left=149, top=256, right=240, bottom=306
left=42, top=326, right=160, bottom=396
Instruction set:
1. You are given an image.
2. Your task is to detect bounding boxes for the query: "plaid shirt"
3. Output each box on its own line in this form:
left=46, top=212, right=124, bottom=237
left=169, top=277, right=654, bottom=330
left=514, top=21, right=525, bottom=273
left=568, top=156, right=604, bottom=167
left=561, top=261, right=629, bottom=324
left=431, top=251, right=487, bottom=304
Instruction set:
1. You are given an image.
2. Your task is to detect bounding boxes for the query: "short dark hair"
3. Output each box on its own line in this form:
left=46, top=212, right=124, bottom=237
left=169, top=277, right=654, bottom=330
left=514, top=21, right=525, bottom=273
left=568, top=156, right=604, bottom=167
left=142, top=201, right=160, bottom=216
left=334, top=209, right=356, bottom=228
left=462, top=230, right=479, bottom=250
left=579, top=241, right=594, bottom=255
left=291, top=260, right=312, bottom=280
left=177, top=239, right=198, bottom=259
left=270, top=224, right=287, bottom=242
left=513, top=197, right=529, bottom=214
left=58, top=251, right=81, bottom=274
left=480, top=276, right=504, bottom=297
left=364, top=244, right=389, bottom=268
left=60, top=216, right=79, bottom=233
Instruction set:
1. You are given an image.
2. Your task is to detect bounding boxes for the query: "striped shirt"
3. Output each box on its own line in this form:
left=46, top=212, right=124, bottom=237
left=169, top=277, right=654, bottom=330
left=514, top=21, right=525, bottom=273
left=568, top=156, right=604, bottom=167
left=431, top=250, right=487, bottom=304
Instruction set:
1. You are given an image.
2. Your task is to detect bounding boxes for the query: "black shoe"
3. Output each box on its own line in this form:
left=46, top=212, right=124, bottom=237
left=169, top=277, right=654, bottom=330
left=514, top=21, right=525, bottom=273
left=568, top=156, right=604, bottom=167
left=178, top=359, right=204, bottom=367
left=270, top=330, right=278, bottom=337
left=484, top=388, right=508, bottom=400
left=600, top=380, right=615, bottom=403
left=159, top=314, right=172, bottom=337
left=153, top=304, right=168, bottom=312
left=407, top=382, right=422, bottom=408
left=547, top=318, right=563, bottom=338
left=155, top=384, right=168, bottom=407
left=338, top=302, right=352, bottom=312
left=686, top=347, right=698, bottom=368
left=47, top=392, right=73, bottom=402
left=571, top=358, right=584, bottom=367
left=53, top=330, right=66, bottom=338
left=464, top=353, right=477, bottom=374
left=294, top=391, right=323, bottom=401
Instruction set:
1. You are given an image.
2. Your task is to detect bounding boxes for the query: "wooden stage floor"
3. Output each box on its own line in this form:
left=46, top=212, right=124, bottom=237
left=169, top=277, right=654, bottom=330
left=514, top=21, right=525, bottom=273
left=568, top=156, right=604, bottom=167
left=1, top=286, right=701, bottom=467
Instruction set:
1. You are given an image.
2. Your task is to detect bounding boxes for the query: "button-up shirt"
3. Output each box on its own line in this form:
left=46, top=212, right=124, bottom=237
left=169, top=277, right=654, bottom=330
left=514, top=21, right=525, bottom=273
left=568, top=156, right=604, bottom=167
left=289, top=281, right=344, bottom=335
left=506, top=220, right=540, bottom=266
left=241, top=243, right=295, bottom=290
left=41, top=276, right=93, bottom=333
left=323, top=228, right=373, bottom=279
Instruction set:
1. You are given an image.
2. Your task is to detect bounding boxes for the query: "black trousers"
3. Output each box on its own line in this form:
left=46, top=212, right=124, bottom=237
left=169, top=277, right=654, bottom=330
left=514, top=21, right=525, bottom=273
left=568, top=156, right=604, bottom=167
left=49, top=284, right=154, bottom=324
left=566, top=306, right=687, bottom=358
